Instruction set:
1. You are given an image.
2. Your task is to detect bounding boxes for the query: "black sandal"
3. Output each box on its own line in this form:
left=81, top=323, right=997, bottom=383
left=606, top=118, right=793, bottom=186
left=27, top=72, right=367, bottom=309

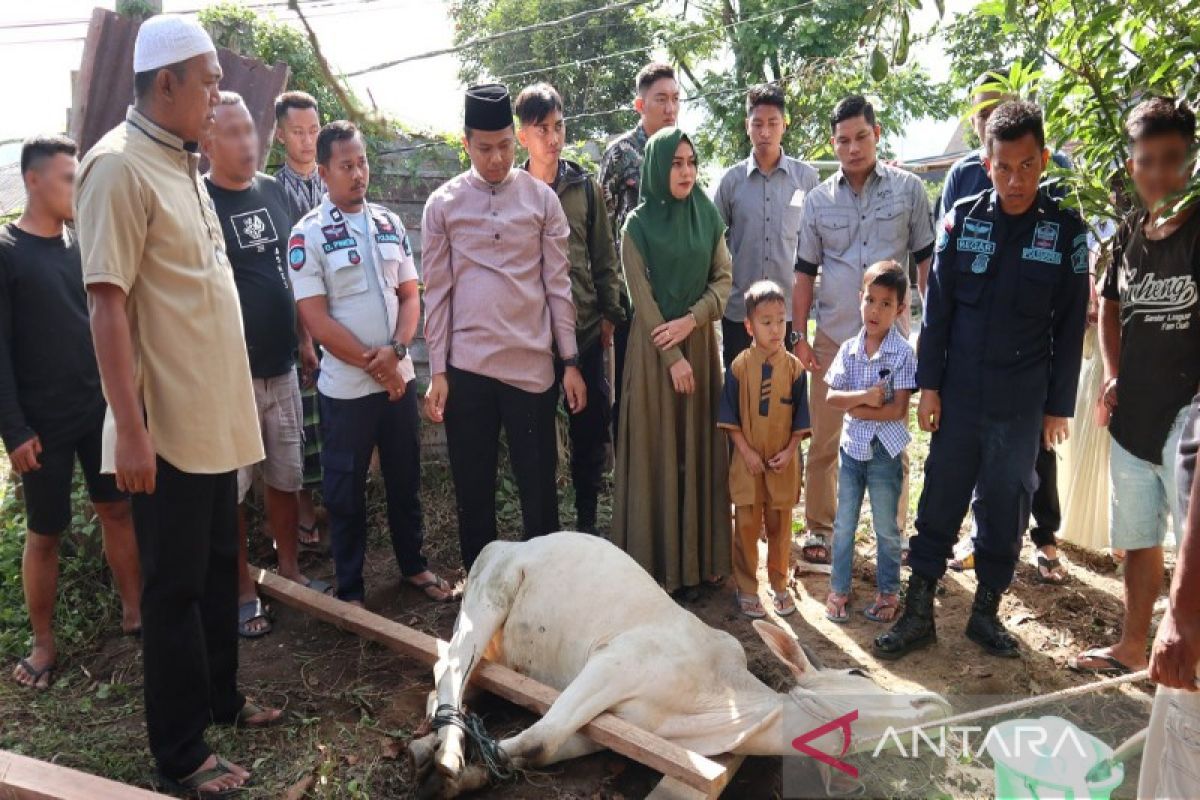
left=800, top=533, right=831, bottom=564
left=13, top=657, right=55, bottom=691
left=1035, top=555, right=1067, bottom=585
left=160, top=757, right=248, bottom=798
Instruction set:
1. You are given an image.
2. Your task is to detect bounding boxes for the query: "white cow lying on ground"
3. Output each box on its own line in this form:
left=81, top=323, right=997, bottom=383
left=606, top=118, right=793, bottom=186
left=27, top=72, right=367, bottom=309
left=412, top=532, right=947, bottom=796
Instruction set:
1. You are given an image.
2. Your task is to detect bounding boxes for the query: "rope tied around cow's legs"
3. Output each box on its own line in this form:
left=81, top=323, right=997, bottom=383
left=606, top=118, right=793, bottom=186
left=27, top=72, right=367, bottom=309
left=432, top=703, right=515, bottom=782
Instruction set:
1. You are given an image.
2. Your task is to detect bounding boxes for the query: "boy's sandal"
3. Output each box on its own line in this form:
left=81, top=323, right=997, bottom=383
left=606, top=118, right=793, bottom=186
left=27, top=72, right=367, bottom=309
left=862, top=593, right=900, bottom=623
left=801, top=533, right=831, bottom=565
left=234, top=700, right=284, bottom=729
left=160, top=758, right=248, bottom=798
left=824, top=592, right=851, bottom=624
left=301, top=577, right=335, bottom=596
left=735, top=592, right=767, bottom=619
left=772, top=590, right=797, bottom=617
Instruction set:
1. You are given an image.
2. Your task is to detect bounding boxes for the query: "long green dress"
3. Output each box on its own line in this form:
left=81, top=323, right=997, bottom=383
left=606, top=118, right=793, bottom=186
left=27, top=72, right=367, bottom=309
left=611, top=235, right=733, bottom=591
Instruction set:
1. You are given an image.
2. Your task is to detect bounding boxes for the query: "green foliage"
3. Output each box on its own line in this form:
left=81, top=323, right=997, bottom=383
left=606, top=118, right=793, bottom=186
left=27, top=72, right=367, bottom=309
left=449, top=0, right=656, bottom=138
left=0, top=468, right=119, bottom=660
left=661, top=0, right=951, bottom=164
left=958, top=0, right=1200, bottom=227
left=198, top=3, right=353, bottom=124
left=941, top=0, right=1054, bottom=103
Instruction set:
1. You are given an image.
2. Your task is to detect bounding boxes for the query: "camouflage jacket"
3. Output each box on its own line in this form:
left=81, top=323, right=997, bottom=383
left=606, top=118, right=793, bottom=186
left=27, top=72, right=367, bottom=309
left=599, top=122, right=648, bottom=308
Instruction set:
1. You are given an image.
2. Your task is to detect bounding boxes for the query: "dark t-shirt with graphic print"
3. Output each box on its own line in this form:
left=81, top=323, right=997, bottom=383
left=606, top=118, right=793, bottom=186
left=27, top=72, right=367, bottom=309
left=1101, top=207, right=1200, bottom=464
left=205, top=173, right=298, bottom=378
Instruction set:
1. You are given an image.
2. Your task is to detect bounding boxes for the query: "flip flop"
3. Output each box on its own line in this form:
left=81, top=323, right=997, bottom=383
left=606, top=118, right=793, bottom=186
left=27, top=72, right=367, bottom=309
left=301, top=577, right=335, bottom=596
left=160, top=756, right=249, bottom=798
left=1035, top=555, right=1068, bottom=585
left=825, top=592, right=851, bottom=624
left=13, top=657, right=55, bottom=691
left=862, top=593, right=900, bottom=623
left=298, top=522, right=326, bottom=552
left=772, top=590, right=797, bottom=617
left=801, top=533, right=831, bottom=565
left=235, top=699, right=285, bottom=729
left=237, top=598, right=272, bottom=639
left=736, top=592, right=767, bottom=619
left=406, top=575, right=458, bottom=602
left=1068, top=648, right=1134, bottom=675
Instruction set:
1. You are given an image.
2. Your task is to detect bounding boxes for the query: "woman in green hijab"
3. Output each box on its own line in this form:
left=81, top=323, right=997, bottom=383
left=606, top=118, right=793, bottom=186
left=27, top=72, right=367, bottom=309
left=612, top=127, right=733, bottom=598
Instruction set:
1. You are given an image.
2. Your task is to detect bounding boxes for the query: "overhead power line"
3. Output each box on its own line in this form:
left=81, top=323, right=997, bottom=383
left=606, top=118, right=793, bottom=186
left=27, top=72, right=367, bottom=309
left=343, top=0, right=654, bottom=77
left=490, top=0, right=819, bottom=84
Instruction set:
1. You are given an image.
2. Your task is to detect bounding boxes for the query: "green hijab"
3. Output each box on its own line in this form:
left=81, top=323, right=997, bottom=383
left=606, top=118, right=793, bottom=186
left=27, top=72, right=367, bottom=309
left=625, top=127, right=726, bottom=320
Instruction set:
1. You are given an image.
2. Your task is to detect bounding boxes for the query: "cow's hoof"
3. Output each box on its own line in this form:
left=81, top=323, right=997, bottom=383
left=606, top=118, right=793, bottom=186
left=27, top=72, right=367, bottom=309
left=407, top=732, right=439, bottom=782
left=447, top=764, right=489, bottom=795
left=435, top=741, right=465, bottom=779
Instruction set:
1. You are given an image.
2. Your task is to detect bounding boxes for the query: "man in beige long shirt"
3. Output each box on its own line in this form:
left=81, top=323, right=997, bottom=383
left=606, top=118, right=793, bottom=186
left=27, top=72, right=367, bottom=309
left=423, top=84, right=586, bottom=570
left=792, top=95, right=934, bottom=564
left=75, top=16, right=280, bottom=797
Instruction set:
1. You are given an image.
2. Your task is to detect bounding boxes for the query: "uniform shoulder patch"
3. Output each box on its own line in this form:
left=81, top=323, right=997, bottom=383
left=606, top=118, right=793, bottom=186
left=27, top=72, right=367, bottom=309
left=288, top=233, right=306, bottom=270
left=935, top=212, right=956, bottom=253
left=1071, top=233, right=1089, bottom=274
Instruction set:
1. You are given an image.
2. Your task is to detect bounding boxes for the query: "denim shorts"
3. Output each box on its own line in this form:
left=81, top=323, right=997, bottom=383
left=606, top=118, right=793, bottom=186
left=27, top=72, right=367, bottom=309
left=1109, top=406, right=1188, bottom=551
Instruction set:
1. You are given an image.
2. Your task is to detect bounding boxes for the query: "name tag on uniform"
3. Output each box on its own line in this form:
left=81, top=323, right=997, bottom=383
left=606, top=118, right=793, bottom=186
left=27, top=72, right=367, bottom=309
left=958, top=217, right=996, bottom=255
left=1022, top=220, right=1062, bottom=264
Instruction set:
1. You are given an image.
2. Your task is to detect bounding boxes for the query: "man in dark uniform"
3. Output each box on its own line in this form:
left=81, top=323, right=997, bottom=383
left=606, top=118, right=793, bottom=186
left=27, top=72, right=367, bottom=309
left=874, top=101, right=1089, bottom=660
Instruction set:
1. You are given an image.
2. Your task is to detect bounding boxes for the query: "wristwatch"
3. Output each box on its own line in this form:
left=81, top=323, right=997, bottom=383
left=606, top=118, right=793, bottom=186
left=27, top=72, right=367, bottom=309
left=562, top=355, right=580, bottom=368
left=390, top=340, right=408, bottom=360
left=787, top=330, right=801, bottom=347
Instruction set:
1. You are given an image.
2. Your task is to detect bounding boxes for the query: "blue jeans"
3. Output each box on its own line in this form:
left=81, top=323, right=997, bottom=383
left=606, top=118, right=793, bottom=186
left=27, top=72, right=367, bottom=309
left=830, top=440, right=904, bottom=595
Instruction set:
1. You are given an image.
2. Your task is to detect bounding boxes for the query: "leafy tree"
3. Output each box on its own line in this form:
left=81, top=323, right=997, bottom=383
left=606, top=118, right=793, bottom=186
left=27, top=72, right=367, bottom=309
left=940, top=0, right=1052, bottom=101
left=957, top=0, right=1199, bottom=228
left=661, top=0, right=952, bottom=163
left=198, top=3, right=356, bottom=125
left=448, top=0, right=657, bottom=138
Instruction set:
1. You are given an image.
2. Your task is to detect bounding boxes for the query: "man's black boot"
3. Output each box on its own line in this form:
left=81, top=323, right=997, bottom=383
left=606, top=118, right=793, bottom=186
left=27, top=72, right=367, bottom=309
left=873, top=571, right=938, bottom=660
left=965, top=583, right=1020, bottom=658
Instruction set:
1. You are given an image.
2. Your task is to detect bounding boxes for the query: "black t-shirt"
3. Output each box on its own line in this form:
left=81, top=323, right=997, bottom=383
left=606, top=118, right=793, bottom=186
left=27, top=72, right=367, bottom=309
left=1102, top=208, right=1200, bottom=464
left=0, top=223, right=105, bottom=449
left=205, top=173, right=298, bottom=378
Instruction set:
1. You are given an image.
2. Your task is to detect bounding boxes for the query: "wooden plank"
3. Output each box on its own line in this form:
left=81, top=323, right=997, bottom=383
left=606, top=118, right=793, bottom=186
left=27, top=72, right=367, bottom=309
left=0, top=750, right=172, bottom=800
left=254, top=569, right=730, bottom=795
left=645, top=754, right=746, bottom=800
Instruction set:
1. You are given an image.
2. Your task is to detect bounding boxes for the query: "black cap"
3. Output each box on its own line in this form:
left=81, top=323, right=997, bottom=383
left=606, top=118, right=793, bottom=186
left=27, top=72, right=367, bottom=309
left=465, top=83, right=514, bottom=132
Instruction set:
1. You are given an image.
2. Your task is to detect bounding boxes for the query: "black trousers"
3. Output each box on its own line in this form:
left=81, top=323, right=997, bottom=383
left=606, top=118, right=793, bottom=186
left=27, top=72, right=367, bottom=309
left=444, top=365, right=559, bottom=570
left=612, top=317, right=631, bottom=440
left=319, top=386, right=426, bottom=602
left=556, top=341, right=611, bottom=529
left=721, top=316, right=794, bottom=370
left=909, top=409, right=1042, bottom=592
left=1030, top=444, right=1060, bottom=548
left=132, top=457, right=242, bottom=780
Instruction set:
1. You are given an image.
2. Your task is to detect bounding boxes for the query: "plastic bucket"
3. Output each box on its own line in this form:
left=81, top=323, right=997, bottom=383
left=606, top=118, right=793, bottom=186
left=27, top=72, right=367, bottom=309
left=986, top=715, right=1125, bottom=800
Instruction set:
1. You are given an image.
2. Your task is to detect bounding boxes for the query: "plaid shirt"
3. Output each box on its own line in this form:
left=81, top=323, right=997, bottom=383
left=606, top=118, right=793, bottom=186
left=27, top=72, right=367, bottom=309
left=824, top=327, right=917, bottom=460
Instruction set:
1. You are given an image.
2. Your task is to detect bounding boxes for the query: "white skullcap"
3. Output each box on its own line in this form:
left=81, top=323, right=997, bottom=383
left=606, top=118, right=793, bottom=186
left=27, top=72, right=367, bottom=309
left=133, top=15, right=216, bottom=74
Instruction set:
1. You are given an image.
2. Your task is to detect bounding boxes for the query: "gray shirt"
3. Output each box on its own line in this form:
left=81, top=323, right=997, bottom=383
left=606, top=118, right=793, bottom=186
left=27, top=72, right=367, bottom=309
left=714, top=151, right=819, bottom=322
left=795, top=162, right=936, bottom=345
left=290, top=197, right=418, bottom=400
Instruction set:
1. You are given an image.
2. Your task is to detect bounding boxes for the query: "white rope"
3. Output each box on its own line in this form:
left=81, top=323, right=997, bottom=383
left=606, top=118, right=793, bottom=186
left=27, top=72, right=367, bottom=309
left=858, top=669, right=1151, bottom=749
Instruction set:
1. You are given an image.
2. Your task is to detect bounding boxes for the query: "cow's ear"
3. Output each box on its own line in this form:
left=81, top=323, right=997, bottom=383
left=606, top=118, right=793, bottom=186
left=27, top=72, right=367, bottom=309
left=752, top=620, right=812, bottom=679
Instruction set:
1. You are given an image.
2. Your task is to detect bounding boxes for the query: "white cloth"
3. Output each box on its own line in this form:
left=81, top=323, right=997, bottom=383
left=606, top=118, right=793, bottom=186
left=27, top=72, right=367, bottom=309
left=133, top=15, right=216, bottom=73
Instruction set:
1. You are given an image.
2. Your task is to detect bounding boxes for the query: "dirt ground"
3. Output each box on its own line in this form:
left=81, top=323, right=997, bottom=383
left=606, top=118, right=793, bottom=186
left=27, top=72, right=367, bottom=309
left=0, top=457, right=1168, bottom=799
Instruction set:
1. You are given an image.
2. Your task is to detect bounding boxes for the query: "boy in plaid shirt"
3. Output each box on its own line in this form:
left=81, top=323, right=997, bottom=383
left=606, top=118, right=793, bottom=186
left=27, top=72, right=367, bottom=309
left=823, top=261, right=917, bottom=623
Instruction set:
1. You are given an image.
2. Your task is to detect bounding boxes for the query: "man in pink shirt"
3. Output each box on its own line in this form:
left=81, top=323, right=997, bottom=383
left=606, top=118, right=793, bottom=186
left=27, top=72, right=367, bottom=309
left=423, top=83, right=587, bottom=569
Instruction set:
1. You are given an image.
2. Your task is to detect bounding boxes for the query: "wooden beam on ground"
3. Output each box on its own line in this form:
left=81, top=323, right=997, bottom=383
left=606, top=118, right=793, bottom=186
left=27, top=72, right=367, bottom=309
left=254, top=568, right=732, bottom=796
left=645, top=754, right=747, bottom=800
left=0, top=750, right=172, bottom=800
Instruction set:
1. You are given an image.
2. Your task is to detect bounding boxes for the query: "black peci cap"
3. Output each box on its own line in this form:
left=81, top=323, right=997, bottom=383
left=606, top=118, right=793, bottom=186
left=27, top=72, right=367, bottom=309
left=465, top=83, right=514, bottom=132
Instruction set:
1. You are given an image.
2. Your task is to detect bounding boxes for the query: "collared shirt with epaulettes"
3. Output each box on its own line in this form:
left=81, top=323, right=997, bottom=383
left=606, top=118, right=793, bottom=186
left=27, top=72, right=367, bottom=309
left=918, top=188, right=1089, bottom=419
left=76, top=106, right=263, bottom=475
left=714, top=150, right=819, bottom=322
left=795, top=161, right=935, bottom=345
left=288, top=195, right=417, bottom=400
